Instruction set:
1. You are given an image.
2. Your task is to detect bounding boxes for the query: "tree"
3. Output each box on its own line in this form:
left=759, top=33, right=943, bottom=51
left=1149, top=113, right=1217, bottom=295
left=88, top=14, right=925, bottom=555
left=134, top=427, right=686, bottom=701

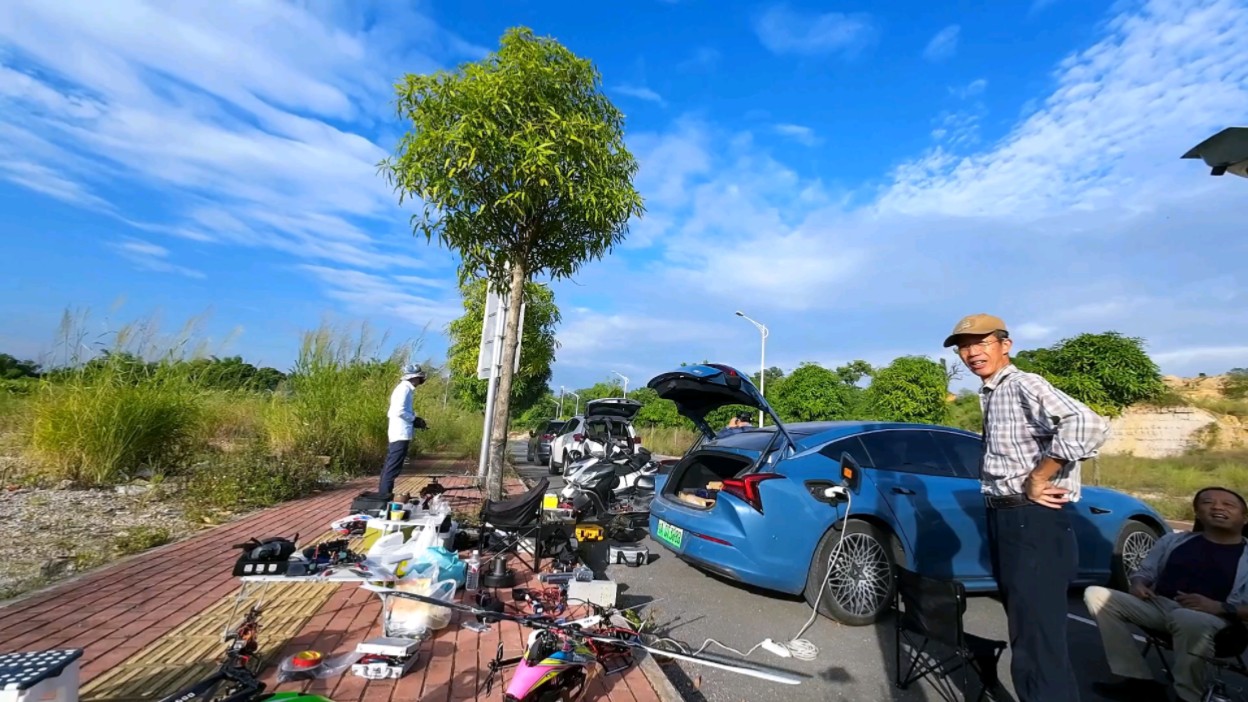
left=381, top=27, right=645, bottom=499
left=770, top=362, right=865, bottom=422
left=864, top=356, right=949, bottom=424
left=1012, top=332, right=1164, bottom=416
left=1224, top=367, right=1248, bottom=400
left=0, top=354, right=40, bottom=380
left=445, top=278, right=560, bottom=415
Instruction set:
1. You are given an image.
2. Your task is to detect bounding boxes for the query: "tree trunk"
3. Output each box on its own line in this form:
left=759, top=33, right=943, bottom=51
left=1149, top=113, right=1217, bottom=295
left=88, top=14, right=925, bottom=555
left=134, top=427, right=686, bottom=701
left=486, top=261, right=527, bottom=501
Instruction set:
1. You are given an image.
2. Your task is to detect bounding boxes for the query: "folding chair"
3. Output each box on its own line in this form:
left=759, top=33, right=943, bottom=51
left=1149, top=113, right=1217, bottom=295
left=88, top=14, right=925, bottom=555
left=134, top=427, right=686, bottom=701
left=894, top=566, right=1008, bottom=702
left=1140, top=620, right=1248, bottom=699
left=478, top=477, right=550, bottom=572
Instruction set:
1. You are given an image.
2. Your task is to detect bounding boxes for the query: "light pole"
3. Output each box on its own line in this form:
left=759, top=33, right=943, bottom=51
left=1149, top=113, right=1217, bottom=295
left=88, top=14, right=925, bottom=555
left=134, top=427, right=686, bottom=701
left=735, top=310, right=769, bottom=427
left=567, top=390, right=581, bottom=416
left=612, top=371, right=629, bottom=398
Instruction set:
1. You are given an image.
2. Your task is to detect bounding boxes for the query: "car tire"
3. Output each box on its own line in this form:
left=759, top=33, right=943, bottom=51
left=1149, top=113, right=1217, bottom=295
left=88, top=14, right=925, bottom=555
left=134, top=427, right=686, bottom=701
left=548, top=451, right=560, bottom=475
left=803, top=520, right=899, bottom=626
left=1110, top=520, right=1160, bottom=591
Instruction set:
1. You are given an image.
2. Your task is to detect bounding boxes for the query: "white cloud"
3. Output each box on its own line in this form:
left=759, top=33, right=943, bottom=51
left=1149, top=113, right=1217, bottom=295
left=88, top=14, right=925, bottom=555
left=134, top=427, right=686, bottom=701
left=549, top=0, right=1248, bottom=388
left=1013, top=323, right=1056, bottom=341
left=613, top=84, right=666, bottom=106
left=299, top=265, right=463, bottom=332
left=950, top=78, right=988, bottom=99
left=1151, top=346, right=1248, bottom=366
left=0, top=0, right=472, bottom=314
left=754, top=4, right=877, bottom=57
left=773, top=123, right=821, bottom=146
left=112, top=238, right=205, bottom=279
left=877, top=0, right=1248, bottom=219
left=923, top=25, right=961, bottom=62
left=678, top=47, right=721, bottom=71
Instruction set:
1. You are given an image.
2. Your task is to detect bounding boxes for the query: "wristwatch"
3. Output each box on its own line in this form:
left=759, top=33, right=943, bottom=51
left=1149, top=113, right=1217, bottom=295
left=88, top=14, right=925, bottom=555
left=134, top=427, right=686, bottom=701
left=1223, top=602, right=1238, bottom=618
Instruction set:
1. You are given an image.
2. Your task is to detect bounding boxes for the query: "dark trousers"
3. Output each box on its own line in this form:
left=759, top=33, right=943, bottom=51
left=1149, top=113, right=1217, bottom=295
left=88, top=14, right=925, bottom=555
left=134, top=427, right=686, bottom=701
left=988, top=503, right=1080, bottom=702
left=378, top=440, right=410, bottom=496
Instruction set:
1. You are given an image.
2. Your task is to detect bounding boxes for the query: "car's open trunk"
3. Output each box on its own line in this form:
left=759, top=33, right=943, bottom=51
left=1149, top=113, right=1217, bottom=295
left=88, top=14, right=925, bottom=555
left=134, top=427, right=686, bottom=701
left=584, top=417, right=635, bottom=453
left=663, top=451, right=754, bottom=510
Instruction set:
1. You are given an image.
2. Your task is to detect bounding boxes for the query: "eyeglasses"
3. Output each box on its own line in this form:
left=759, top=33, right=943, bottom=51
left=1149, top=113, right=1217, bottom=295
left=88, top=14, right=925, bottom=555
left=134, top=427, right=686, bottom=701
left=954, top=339, right=1001, bottom=354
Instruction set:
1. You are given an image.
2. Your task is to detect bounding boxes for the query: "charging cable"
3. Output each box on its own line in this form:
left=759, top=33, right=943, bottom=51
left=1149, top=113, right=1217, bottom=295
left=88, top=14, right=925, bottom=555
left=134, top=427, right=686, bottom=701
left=653, top=488, right=853, bottom=662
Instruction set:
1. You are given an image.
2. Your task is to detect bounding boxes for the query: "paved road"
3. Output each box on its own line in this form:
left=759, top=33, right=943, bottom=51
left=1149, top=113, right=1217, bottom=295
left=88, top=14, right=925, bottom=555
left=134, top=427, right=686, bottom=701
left=505, top=441, right=1179, bottom=702
left=512, top=438, right=567, bottom=490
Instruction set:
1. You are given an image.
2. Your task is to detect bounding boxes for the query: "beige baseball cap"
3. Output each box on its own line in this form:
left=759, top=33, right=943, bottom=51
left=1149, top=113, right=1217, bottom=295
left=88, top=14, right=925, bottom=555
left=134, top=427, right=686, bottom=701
left=943, top=313, right=1008, bottom=347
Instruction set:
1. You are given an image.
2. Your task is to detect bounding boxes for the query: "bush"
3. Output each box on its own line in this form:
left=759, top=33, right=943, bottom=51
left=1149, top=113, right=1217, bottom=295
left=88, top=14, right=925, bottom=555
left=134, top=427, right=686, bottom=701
left=267, top=324, right=402, bottom=476
left=184, top=441, right=327, bottom=517
left=26, top=364, right=203, bottom=485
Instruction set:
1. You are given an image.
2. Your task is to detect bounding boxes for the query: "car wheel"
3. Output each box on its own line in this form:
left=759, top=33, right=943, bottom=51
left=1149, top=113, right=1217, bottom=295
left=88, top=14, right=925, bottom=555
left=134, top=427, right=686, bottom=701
left=804, top=520, right=898, bottom=626
left=1110, top=520, right=1160, bottom=591
left=548, top=451, right=559, bottom=475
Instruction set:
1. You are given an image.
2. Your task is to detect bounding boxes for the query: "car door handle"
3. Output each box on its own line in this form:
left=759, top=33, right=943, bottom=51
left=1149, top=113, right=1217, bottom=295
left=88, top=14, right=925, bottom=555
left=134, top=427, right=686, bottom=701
left=891, top=487, right=915, bottom=495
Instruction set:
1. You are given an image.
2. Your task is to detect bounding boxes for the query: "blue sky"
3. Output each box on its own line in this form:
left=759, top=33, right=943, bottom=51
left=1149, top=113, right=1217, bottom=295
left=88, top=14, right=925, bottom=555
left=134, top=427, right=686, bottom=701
left=2, top=0, right=1247, bottom=394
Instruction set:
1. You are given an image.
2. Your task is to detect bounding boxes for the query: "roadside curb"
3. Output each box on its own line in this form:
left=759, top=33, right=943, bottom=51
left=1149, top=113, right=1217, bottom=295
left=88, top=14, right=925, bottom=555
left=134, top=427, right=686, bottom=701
left=640, top=651, right=689, bottom=702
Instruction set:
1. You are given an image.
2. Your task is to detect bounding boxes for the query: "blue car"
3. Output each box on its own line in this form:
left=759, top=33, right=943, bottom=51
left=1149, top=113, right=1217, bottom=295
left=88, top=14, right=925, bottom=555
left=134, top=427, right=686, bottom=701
left=646, top=363, right=1172, bottom=625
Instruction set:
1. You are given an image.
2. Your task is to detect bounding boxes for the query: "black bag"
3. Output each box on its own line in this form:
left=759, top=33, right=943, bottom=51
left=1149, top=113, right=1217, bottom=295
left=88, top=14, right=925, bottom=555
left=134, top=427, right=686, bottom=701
left=350, top=490, right=393, bottom=515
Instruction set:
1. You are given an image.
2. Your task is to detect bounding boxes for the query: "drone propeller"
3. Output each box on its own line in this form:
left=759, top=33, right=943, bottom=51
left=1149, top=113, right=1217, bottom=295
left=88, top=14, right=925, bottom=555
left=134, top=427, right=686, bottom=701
left=360, top=585, right=805, bottom=686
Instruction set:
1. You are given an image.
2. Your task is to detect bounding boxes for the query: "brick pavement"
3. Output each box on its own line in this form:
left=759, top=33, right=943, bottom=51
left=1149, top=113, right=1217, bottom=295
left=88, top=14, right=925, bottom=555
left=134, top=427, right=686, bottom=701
left=0, top=458, right=661, bottom=702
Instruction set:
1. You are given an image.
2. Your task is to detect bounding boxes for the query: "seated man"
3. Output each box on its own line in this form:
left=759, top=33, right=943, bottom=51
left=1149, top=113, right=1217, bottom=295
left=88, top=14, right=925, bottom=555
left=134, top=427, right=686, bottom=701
left=715, top=412, right=754, bottom=439
left=1084, top=486, right=1248, bottom=702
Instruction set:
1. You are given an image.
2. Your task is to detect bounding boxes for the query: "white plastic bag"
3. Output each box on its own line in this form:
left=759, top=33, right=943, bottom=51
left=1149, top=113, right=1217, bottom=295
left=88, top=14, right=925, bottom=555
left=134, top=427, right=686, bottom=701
left=385, top=577, right=458, bottom=637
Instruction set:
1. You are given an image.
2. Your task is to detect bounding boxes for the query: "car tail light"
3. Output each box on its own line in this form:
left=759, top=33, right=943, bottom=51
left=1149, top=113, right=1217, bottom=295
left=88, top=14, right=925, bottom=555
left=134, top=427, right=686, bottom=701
left=632, top=436, right=642, bottom=445
left=541, top=434, right=553, bottom=440
left=573, top=433, right=585, bottom=442
left=719, top=473, right=783, bottom=513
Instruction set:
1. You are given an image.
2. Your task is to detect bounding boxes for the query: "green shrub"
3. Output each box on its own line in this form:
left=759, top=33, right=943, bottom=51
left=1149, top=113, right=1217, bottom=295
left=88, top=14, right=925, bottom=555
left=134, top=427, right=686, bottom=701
left=184, top=441, right=326, bottom=517
left=266, top=323, right=405, bottom=476
left=26, top=367, right=203, bottom=485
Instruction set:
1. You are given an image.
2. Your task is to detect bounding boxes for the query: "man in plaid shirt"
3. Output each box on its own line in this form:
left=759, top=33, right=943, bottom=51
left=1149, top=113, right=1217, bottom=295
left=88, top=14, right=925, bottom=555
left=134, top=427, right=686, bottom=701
left=944, top=313, right=1111, bottom=702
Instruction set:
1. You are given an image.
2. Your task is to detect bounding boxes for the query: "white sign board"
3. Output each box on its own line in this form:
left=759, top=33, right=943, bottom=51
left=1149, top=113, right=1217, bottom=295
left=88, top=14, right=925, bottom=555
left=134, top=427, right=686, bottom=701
left=476, top=288, right=503, bottom=380
left=476, top=288, right=527, bottom=380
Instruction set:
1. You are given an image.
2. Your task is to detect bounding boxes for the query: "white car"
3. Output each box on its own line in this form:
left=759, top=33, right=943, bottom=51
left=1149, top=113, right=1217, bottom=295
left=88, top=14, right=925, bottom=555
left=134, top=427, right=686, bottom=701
left=547, top=397, right=643, bottom=475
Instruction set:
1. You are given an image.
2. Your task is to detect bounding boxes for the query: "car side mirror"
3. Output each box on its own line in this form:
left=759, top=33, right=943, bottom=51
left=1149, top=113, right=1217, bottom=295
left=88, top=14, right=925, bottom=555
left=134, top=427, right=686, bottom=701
left=839, top=452, right=862, bottom=492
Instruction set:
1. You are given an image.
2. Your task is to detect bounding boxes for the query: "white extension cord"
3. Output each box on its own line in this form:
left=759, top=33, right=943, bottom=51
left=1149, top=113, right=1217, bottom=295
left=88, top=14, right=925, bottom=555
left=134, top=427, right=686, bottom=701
left=665, top=487, right=854, bottom=663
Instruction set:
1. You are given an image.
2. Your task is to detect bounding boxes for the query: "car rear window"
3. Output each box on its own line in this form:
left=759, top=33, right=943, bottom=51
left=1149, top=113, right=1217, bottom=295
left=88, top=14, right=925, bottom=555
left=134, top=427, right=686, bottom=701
left=707, top=429, right=781, bottom=452
left=544, top=421, right=566, bottom=433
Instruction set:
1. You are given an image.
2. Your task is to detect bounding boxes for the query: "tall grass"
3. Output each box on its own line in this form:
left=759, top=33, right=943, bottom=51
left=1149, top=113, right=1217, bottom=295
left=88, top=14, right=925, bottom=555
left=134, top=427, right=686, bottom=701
left=1094, top=450, right=1248, bottom=520
left=264, top=323, right=404, bottom=476
left=24, top=315, right=209, bottom=485
left=640, top=426, right=698, bottom=457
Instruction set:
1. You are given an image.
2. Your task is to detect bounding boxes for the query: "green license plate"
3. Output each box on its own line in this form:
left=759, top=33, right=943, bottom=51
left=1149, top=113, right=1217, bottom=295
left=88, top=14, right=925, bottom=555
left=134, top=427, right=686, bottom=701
left=655, top=520, right=684, bottom=549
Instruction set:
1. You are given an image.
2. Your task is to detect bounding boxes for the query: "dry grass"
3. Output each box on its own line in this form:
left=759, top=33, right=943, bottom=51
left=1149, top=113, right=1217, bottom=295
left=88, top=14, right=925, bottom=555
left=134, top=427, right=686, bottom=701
left=1092, top=450, right=1248, bottom=520
left=639, top=426, right=698, bottom=457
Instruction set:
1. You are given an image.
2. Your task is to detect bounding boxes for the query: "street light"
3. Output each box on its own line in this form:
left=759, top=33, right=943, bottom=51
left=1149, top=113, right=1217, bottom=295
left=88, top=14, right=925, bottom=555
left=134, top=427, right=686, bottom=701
left=557, top=386, right=565, bottom=418
left=612, top=370, right=630, bottom=398
left=735, top=310, right=769, bottom=427
left=567, top=390, right=582, bottom=416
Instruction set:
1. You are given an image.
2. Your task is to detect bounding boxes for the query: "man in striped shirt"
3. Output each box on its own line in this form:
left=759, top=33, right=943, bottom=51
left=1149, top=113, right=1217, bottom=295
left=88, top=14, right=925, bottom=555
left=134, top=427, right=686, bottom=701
left=945, top=313, right=1112, bottom=702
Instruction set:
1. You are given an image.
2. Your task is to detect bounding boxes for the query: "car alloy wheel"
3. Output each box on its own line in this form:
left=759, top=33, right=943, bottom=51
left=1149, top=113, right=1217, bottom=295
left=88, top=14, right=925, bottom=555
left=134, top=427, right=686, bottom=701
left=805, top=520, right=897, bottom=626
left=1111, top=520, right=1160, bottom=590
left=828, top=532, right=891, bottom=617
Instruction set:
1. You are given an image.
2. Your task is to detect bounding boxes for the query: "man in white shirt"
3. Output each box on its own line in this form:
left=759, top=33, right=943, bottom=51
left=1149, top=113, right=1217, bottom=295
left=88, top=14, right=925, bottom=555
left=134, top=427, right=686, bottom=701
left=379, top=364, right=427, bottom=496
